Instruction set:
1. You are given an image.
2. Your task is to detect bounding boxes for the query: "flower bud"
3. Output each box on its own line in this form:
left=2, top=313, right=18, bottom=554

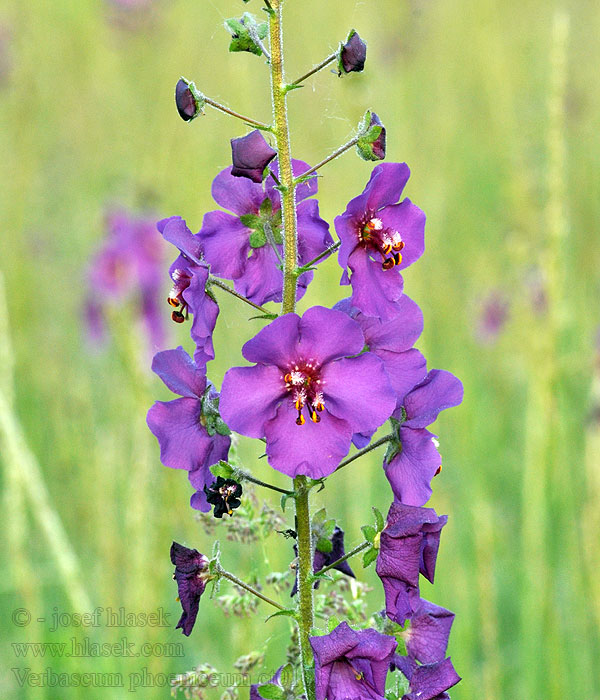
left=225, top=13, right=268, bottom=56
left=231, top=130, right=277, bottom=183
left=175, top=78, right=204, bottom=121
left=337, top=29, right=367, bottom=75
left=356, top=110, right=386, bottom=161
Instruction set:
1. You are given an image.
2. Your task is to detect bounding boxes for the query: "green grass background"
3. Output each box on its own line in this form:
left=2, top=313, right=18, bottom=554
left=1, top=0, right=599, bottom=697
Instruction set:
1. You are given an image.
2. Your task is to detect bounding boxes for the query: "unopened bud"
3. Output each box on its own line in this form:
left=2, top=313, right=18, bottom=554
left=356, top=110, right=386, bottom=161
left=225, top=13, right=268, bottom=57
left=231, top=130, right=277, bottom=183
left=175, top=78, right=204, bottom=122
left=338, top=29, right=367, bottom=75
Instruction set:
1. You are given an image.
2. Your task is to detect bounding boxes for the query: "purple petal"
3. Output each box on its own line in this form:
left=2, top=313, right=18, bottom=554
left=234, top=242, right=285, bottom=305
left=242, top=313, right=301, bottom=367
left=406, top=599, right=455, bottom=664
left=334, top=211, right=360, bottom=271
left=346, top=163, right=411, bottom=218
left=146, top=397, right=213, bottom=471
left=230, top=129, right=277, bottom=183
left=267, top=159, right=318, bottom=203
left=384, top=427, right=442, bottom=506
left=352, top=428, right=376, bottom=449
left=297, top=306, right=365, bottom=365
left=347, top=248, right=405, bottom=320
left=421, top=515, right=448, bottom=583
left=211, top=166, right=265, bottom=215
left=297, top=199, right=334, bottom=264
left=219, top=364, right=284, bottom=438
left=403, top=370, right=464, bottom=429
left=358, top=295, right=424, bottom=352
left=159, top=216, right=203, bottom=265
left=403, top=657, right=461, bottom=700
left=151, top=346, right=206, bottom=398
left=198, top=210, right=251, bottom=280
left=379, top=200, right=425, bottom=271
left=375, top=348, right=427, bottom=409
left=265, top=401, right=353, bottom=478
left=182, top=268, right=219, bottom=367
left=321, top=353, right=396, bottom=433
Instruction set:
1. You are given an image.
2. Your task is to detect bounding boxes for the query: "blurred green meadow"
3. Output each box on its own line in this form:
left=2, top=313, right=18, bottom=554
left=1, top=0, right=599, bottom=697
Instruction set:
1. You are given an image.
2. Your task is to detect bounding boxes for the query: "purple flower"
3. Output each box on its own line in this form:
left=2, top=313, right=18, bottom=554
left=219, top=306, right=396, bottom=479
left=170, top=541, right=210, bottom=636
left=292, top=525, right=355, bottom=596
left=158, top=216, right=219, bottom=369
left=146, top=347, right=230, bottom=511
left=85, top=208, right=167, bottom=349
left=403, top=599, right=455, bottom=664
left=231, top=129, right=277, bottom=183
left=335, top=163, right=426, bottom=320
left=392, top=656, right=460, bottom=700
left=310, top=622, right=396, bottom=700
left=384, top=369, right=463, bottom=506
left=338, top=29, right=367, bottom=74
left=198, top=162, right=333, bottom=306
left=376, top=503, right=447, bottom=625
left=475, top=290, right=509, bottom=345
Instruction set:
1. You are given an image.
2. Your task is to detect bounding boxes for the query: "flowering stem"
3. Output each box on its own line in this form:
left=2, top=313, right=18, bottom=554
left=313, top=540, right=370, bottom=579
left=294, top=136, right=359, bottom=183
left=203, top=96, right=271, bottom=130
left=218, top=568, right=285, bottom=610
left=296, top=241, right=341, bottom=275
left=270, top=4, right=314, bottom=698
left=334, top=434, right=394, bottom=473
left=291, top=53, right=337, bottom=85
left=235, top=469, right=293, bottom=496
left=209, top=276, right=274, bottom=316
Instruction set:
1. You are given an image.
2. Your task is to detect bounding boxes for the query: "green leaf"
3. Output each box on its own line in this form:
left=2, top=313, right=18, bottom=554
left=361, top=525, right=376, bottom=543
left=265, top=609, right=297, bottom=622
left=215, top=419, right=231, bottom=436
left=225, top=14, right=268, bottom=56
left=259, top=197, right=273, bottom=216
left=279, top=664, right=294, bottom=691
left=249, top=229, right=267, bottom=248
left=362, top=547, right=378, bottom=568
left=210, top=461, right=234, bottom=479
left=316, top=537, right=333, bottom=554
left=373, top=507, right=384, bottom=532
left=312, top=508, right=327, bottom=526
left=322, top=519, right=336, bottom=538
left=281, top=492, right=295, bottom=512
left=240, top=213, right=261, bottom=229
left=257, top=684, right=284, bottom=700
left=327, top=616, right=340, bottom=633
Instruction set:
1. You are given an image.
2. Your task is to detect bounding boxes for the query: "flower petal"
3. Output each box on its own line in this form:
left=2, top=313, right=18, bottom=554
left=266, top=159, right=318, bottom=203
left=296, top=306, right=365, bottom=365
left=151, top=346, right=206, bottom=398
left=234, top=242, right=285, bottom=305
left=321, top=353, right=395, bottom=433
left=198, top=210, right=252, bottom=280
left=359, top=294, right=424, bottom=352
left=211, top=166, right=265, bottom=215
left=182, top=268, right=219, bottom=368
left=264, top=401, right=353, bottom=478
left=378, top=199, right=425, bottom=270
left=241, top=313, right=301, bottom=366
left=297, top=199, right=334, bottom=264
left=347, top=248, right=404, bottom=320
left=375, top=348, right=427, bottom=409
left=403, top=370, right=464, bottom=429
left=158, top=216, right=203, bottom=265
left=406, top=599, right=455, bottom=664
left=219, top=364, right=284, bottom=438
left=346, top=163, right=411, bottom=218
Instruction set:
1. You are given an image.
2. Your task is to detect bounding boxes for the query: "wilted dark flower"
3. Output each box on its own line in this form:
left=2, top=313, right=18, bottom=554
left=175, top=78, right=204, bottom=121
left=403, top=599, right=455, bottom=664
left=338, top=29, right=367, bottom=74
left=392, top=655, right=460, bottom=700
left=204, top=477, right=243, bottom=518
left=231, top=130, right=277, bottom=183
left=170, top=541, right=210, bottom=636
left=356, top=112, right=386, bottom=162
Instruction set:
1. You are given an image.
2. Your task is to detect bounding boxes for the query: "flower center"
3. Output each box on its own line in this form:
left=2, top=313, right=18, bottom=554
left=359, top=216, right=405, bottom=270
left=283, top=360, right=325, bottom=426
left=167, top=268, right=192, bottom=323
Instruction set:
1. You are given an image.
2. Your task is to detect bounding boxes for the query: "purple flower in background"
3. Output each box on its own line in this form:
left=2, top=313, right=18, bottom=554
left=475, top=290, right=509, bottom=345
left=376, top=503, right=447, bottom=625
left=292, top=525, right=355, bottom=596
left=158, top=216, right=219, bottom=369
left=310, top=622, right=396, bottom=700
left=146, top=347, right=230, bottom=512
left=335, top=163, right=426, bottom=320
left=384, top=370, right=463, bottom=506
left=231, top=130, right=277, bottom=183
left=85, top=208, right=167, bottom=349
left=392, top=656, right=461, bottom=700
left=403, top=599, right=455, bottom=664
left=198, top=162, right=333, bottom=306
left=219, top=306, right=396, bottom=478
left=170, top=541, right=210, bottom=636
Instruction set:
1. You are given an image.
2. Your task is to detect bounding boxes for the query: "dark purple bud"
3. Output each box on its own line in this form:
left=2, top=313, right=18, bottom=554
left=175, top=78, right=204, bottom=122
left=230, top=130, right=277, bottom=183
left=338, top=29, right=367, bottom=74
left=170, top=542, right=210, bottom=636
left=356, top=110, right=386, bottom=161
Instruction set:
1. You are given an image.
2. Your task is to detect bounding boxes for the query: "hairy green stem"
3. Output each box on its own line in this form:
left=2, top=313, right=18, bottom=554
left=334, top=434, right=394, bottom=473
left=291, top=53, right=337, bottom=85
left=313, top=540, right=370, bottom=579
left=269, top=4, right=314, bottom=698
left=235, top=469, right=293, bottom=495
left=297, top=241, right=341, bottom=274
left=209, top=276, right=273, bottom=316
left=218, top=569, right=285, bottom=610
left=204, top=96, right=271, bottom=130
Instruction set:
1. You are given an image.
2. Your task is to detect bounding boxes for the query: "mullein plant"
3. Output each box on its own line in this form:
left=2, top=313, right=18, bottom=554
left=147, top=3, right=463, bottom=699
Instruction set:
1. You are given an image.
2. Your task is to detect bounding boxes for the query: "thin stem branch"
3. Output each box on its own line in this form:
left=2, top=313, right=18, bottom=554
left=247, top=24, right=271, bottom=62
left=209, top=276, right=273, bottom=316
left=334, top=434, right=394, bottom=473
left=218, top=568, right=285, bottom=610
left=291, top=53, right=337, bottom=85
left=236, top=469, right=293, bottom=496
left=314, top=541, right=370, bottom=578
left=298, top=241, right=340, bottom=273
left=263, top=220, right=284, bottom=266
left=204, top=96, right=271, bottom=130
left=294, top=136, right=359, bottom=183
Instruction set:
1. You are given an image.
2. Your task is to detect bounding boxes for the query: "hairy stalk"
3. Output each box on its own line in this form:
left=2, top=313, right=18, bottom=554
left=218, top=568, right=285, bottom=611
left=297, top=241, right=341, bottom=274
left=334, top=434, right=394, bottom=473
left=269, top=3, right=314, bottom=698
left=209, top=276, right=274, bottom=316
left=291, top=53, right=337, bottom=85
left=233, top=468, right=293, bottom=496
left=313, top=540, right=370, bottom=579
left=204, top=96, right=271, bottom=130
